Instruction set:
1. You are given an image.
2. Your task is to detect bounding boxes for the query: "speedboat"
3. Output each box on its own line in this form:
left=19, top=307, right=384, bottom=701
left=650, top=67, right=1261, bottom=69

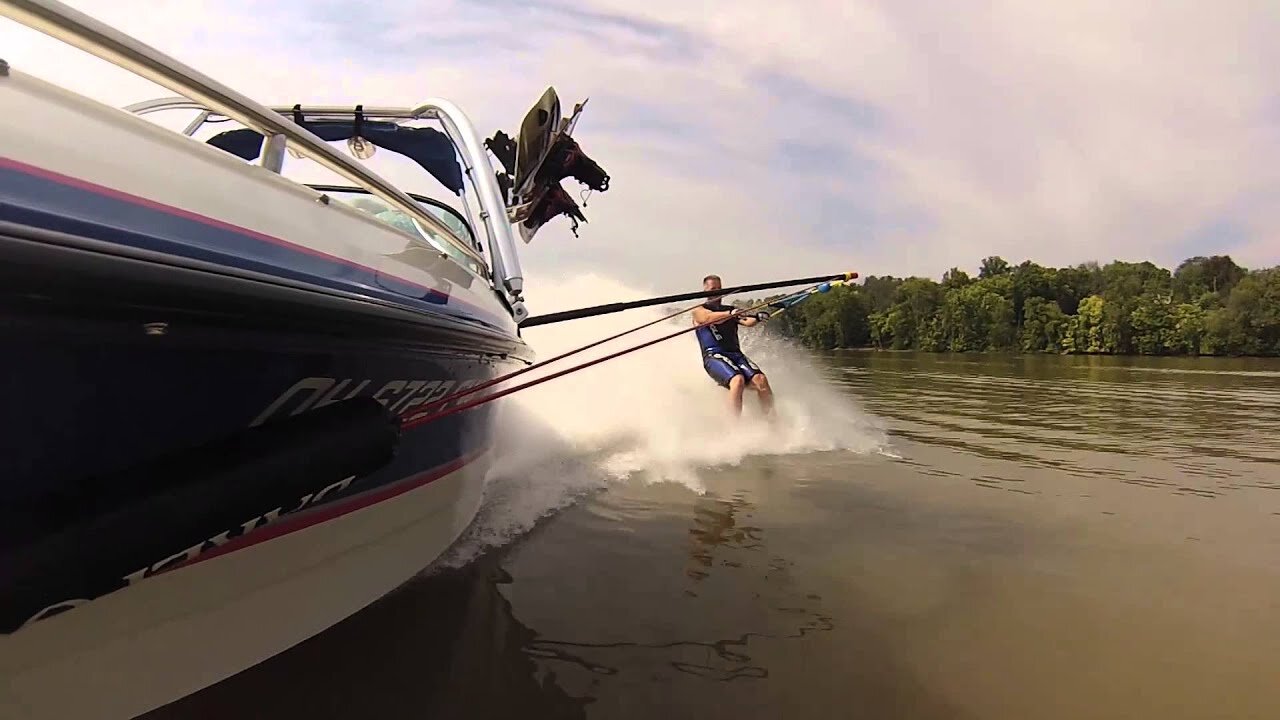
left=0, top=0, right=609, bottom=717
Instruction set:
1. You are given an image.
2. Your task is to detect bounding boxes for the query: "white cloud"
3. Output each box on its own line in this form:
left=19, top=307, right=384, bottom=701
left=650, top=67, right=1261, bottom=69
left=2, top=0, right=1276, bottom=307
left=546, top=0, right=1280, bottom=275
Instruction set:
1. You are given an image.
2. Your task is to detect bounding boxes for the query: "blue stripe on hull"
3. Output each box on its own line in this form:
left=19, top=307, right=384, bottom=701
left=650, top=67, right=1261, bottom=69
left=1, top=327, right=511, bottom=499
left=0, top=311, right=521, bottom=630
left=0, top=157, right=511, bottom=332
left=1, top=279, right=529, bottom=608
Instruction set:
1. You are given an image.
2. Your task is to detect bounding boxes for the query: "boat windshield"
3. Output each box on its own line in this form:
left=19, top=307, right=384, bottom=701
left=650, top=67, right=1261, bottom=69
left=322, top=188, right=486, bottom=277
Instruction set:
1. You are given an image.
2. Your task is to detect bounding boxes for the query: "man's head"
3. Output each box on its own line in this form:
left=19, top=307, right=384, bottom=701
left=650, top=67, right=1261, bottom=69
left=703, top=274, right=723, bottom=302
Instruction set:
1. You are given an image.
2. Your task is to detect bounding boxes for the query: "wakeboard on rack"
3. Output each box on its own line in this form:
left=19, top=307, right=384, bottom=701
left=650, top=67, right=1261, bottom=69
left=485, top=87, right=610, bottom=242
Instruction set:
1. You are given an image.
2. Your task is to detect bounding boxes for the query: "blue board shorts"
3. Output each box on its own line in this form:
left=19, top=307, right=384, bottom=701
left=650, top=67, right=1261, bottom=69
left=703, top=350, right=762, bottom=387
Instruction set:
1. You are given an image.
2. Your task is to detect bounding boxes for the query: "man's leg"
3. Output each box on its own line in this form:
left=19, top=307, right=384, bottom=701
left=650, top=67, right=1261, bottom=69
left=727, top=374, right=746, bottom=416
left=750, top=372, right=774, bottom=416
left=727, top=352, right=773, bottom=417
left=704, top=353, right=747, bottom=417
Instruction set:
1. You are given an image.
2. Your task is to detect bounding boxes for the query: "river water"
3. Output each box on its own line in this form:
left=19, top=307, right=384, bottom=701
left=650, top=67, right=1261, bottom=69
left=146, top=347, right=1280, bottom=720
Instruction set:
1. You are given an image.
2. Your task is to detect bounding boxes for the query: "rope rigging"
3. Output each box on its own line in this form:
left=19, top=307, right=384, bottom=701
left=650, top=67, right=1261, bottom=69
left=400, top=271, right=858, bottom=431
left=521, top=272, right=857, bottom=327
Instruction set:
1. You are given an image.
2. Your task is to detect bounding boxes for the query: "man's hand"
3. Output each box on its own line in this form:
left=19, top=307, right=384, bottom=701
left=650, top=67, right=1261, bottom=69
left=737, top=311, right=770, bottom=327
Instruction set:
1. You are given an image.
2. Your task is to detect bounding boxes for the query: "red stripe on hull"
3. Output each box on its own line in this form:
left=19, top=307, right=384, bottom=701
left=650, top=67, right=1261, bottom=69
left=173, top=448, right=486, bottom=571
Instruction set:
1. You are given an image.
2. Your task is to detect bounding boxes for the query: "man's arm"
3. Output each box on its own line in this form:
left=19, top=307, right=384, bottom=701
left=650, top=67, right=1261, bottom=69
left=692, top=306, right=738, bottom=325
left=738, top=311, right=771, bottom=327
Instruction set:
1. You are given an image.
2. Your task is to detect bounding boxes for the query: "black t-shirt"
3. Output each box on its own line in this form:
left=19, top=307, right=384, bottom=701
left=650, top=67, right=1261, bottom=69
left=695, top=301, right=741, bottom=353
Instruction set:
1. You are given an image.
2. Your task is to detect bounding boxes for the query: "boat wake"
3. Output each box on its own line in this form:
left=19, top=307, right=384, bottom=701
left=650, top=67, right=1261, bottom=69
left=429, top=273, right=887, bottom=570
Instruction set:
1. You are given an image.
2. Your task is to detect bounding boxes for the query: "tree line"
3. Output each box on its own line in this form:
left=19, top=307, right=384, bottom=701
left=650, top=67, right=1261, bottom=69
left=746, top=255, right=1279, bottom=356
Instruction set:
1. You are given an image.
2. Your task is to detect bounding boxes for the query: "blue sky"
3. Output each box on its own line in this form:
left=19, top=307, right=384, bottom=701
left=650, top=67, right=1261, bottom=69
left=3, top=0, right=1277, bottom=298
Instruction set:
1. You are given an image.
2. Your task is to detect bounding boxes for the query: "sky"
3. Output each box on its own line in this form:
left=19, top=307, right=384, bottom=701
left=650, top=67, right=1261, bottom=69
left=2, top=0, right=1278, bottom=299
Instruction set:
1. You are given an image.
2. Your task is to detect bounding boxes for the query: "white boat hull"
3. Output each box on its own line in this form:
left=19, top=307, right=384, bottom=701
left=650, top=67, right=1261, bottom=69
left=0, top=450, right=492, bottom=720
left=0, top=5, right=604, bottom=718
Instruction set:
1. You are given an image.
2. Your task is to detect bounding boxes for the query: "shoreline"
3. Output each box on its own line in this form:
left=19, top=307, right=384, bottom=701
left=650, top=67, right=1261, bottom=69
left=810, top=346, right=1280, bottom=360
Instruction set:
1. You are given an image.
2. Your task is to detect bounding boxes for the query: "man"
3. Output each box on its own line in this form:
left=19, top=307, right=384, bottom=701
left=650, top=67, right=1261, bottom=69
left=691, top=274, right=775, bottom=418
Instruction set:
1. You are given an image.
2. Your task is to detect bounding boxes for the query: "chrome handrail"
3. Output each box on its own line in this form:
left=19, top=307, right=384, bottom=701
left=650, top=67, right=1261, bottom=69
left=0, top=0, right=506, bottom=285
left=125, top=97, right=528, bottom=308
left=420, top=98, right=526, bottom=298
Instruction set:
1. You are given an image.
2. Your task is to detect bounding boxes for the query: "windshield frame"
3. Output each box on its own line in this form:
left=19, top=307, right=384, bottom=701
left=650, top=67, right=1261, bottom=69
left=309, top=184, right=487, bottom=276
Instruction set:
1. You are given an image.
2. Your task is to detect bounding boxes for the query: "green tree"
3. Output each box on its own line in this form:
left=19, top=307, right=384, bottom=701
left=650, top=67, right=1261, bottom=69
left=1053, top=262, right=1104, bottom=314
left=1010, top=261, right=1058, bottom=329
left=1173, top=255, right=1246, bottom=302
left=860, top=276, right=902, bottom=314
left=1129, top=293, right=1175, bottom=355
left=1170, top=303, right=1206, bottom=355
left=937, top=281, right=1014, bottom=351
left=1063, top=295, right=1107, bottom=353
left=1020, top=296, right=1067, bottom=352
left=880, top=278, right=944, bottom=350
left=1203, top=269, right=1280, bottom=355
left=761, top=255, right=1275, bottom=358
left=979, top=256, right=1011, bottom=279
left=789, top=286, right=872, bottom=349
left=869, top=311, right=892, bottom=349
left=941, top=267, right=972, bottom=290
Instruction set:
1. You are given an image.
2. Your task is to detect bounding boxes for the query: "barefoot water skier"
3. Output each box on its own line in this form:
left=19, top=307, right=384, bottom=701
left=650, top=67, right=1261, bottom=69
left=691, top=274, right=775, bottom=418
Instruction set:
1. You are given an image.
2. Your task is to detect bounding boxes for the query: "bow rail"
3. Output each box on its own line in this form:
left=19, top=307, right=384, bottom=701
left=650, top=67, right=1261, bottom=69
left=0, top=0, right=529, bottom=318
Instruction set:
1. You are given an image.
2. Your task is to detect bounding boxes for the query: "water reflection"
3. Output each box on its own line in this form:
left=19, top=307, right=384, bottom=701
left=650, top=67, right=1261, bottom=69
left=141, top=483, right=841, bottom=718
left=523, top=483, right=836, bottom=690
left=684, top=491, right=763, bottom=584
left=142, top=551, right=592, bottom=719
left=525, top=613, right=836, bottom=685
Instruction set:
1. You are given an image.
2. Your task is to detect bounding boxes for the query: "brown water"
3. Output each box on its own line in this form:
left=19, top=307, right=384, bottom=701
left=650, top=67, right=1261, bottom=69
left=147, top=352, right=1280, bottom=720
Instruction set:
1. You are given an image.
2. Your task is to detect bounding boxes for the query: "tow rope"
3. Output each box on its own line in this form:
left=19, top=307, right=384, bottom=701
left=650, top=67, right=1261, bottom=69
left=400, top=271, right=857, bottom=431
left=522, top=272, right=858, bottom=327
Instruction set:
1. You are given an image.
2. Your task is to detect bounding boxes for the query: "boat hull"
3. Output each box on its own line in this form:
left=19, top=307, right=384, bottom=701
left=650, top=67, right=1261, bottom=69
left=0, top=60, right=533, bottom=718
left=1, top=448, right=496, bottom=720
left=0, top=232, right=527, bottom=718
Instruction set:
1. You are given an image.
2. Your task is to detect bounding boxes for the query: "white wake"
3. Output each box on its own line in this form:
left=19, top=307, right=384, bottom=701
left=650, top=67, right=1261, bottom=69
left=429, top=273, right=887, bottom=569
